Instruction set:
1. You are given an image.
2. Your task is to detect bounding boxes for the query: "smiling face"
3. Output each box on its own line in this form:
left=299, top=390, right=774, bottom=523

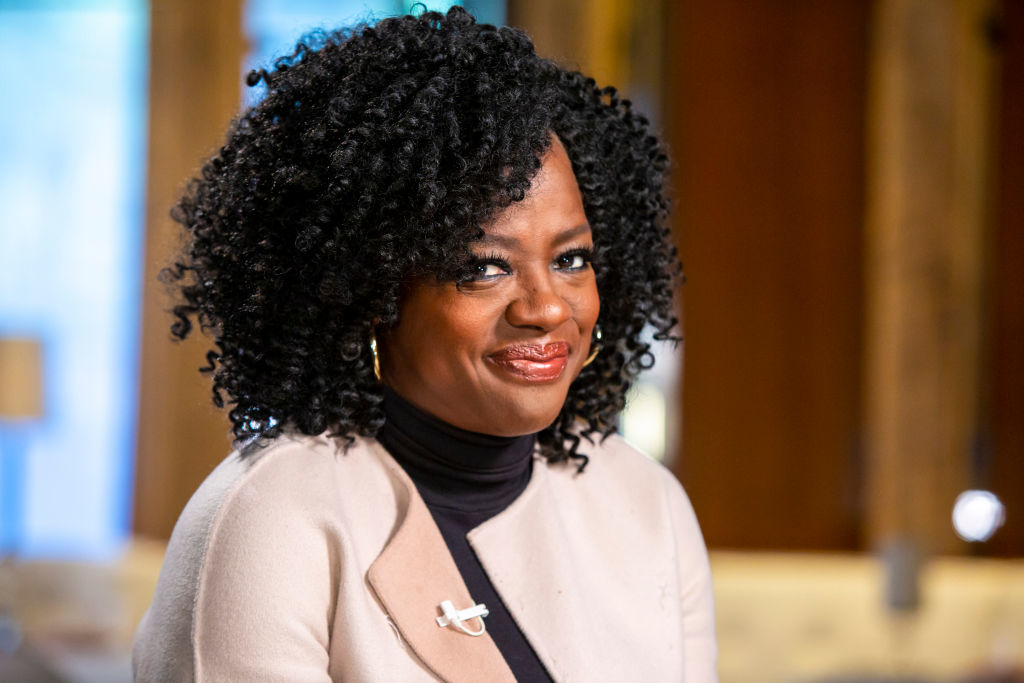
left=379, top=137, right=600, bottom=436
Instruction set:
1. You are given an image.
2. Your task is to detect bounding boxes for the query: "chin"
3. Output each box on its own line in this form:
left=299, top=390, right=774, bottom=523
left=483, top=393, right=567, bottom=437
left=475, top=363, right=583, bottom=432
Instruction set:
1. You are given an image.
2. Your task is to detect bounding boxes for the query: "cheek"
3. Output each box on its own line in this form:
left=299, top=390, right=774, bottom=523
left=409, top=295, right=502, bottom=365
left=573, top=277, right=601, bottom=328
left=440, top=306, right=496, bottom=358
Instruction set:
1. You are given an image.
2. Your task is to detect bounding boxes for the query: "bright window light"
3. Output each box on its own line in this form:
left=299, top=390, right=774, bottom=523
left=0, top=0, right=148, bottom=558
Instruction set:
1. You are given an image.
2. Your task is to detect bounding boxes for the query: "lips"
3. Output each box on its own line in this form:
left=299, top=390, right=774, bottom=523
left=488, top=342, right=570, bottom=382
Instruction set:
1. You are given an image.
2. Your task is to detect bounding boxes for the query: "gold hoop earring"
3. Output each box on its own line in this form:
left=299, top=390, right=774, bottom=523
left=370, top=332, right=381, bottom=381
left=583, top=325, right=602, bottom=367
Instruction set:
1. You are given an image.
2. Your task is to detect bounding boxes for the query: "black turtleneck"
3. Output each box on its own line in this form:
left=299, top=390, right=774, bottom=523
left=377, top=387, right=554, bottom=682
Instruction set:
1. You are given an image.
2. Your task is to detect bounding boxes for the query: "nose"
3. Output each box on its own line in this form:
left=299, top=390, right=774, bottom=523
left=504, top=271, right=573, bottom=332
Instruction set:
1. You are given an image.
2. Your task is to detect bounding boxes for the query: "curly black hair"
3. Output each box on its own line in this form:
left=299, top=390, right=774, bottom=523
left=165, top=6, right=680, bottom=467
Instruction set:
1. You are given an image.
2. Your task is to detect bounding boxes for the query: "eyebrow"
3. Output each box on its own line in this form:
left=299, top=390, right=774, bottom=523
left=476, top=223, right=592, bottom=249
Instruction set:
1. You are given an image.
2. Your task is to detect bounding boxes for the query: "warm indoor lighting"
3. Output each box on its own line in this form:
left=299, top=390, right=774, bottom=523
left=952, top=489, right=1005, bottom=542
left=0, top=338, right=43, bottom=420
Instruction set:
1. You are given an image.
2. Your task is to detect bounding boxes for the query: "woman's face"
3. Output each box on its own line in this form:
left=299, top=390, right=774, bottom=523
left=380, top=137, right=600, bottom=436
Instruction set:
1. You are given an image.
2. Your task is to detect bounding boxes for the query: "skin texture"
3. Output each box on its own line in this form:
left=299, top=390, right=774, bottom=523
left=381, top=139, right=600, bottom=436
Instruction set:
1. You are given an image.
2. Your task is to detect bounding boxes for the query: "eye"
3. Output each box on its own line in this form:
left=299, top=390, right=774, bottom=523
left=459, top=252, right=512, bottom=283
left=554, top=248, right=593, bottom=271
left=475, top=262, right=508, bottom=278
left=560, top=254, right=586, bottom=269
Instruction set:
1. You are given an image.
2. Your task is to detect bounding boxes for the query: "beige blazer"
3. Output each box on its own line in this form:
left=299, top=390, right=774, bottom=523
left=132, top=432, right=717, bottom=682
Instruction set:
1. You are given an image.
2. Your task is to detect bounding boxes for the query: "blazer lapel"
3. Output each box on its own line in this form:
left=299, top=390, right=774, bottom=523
left=466, top=461, right=593, bottom=682
left=367, top=449, right=515, bottom=683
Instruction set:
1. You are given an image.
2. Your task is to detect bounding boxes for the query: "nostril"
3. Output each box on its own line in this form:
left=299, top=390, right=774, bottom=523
left=505, top=288, right=572, bottom=331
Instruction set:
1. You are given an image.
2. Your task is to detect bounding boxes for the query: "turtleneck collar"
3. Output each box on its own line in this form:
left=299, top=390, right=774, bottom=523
left=377, top=386, right=537, bottom=515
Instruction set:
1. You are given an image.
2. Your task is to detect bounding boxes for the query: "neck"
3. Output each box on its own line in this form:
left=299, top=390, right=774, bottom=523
left=377, top=386, right=536, bottom=513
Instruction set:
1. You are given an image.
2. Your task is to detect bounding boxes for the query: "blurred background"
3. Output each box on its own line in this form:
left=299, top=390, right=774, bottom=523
left=0, top=0, right=1021, bottom=680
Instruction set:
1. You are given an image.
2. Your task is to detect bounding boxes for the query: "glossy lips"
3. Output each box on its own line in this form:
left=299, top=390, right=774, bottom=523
left=488, top=342, right=570, bottom=383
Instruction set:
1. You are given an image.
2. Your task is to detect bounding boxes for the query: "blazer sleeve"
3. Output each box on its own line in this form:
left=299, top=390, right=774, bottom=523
left=667, top=476, right=719, bottom=682
left=132, top=447, right=336, bottom=682
left=191, top=471, right=335, bottom=681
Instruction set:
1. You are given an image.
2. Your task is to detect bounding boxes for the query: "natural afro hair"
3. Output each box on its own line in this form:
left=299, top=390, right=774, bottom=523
left=165, top=6, right=680, bottom=467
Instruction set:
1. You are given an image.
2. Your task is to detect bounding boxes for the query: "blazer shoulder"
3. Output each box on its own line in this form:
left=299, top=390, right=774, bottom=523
left=541, top=433, right=710, bottom=563
left=151, top=430, right=377, bottom=601
left=131, top=432, right=378, bottom=682
left=589, top=433, right=705, bottom=536
left=168, top=432, right=354, bottom=548
left=574, top=432, right=688, bottom=496
left=578, top=434, right=717, bottom=674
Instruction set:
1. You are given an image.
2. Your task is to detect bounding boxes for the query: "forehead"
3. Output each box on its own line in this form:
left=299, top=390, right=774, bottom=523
left=477, top=139, right=590, bottom=245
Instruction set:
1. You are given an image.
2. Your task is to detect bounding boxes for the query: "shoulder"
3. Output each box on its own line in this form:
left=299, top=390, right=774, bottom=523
left=537, top=432, right=694, bottom=526
left=132, top=433, right=391, bottom=681
left=161, top=430, right=390, bottom=588
left=552, top=435, right=717, bottom=671
left=547, top=433, right=692, bottom=510
left=540, top=433, right=707, bottom=558
left=182, top=432, right=397, bottom=531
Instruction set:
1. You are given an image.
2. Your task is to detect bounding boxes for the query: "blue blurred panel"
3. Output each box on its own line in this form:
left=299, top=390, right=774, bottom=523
left=245, top=0, right=395, bottom=107
left=246, top=0, right=387, bottom=69
left=244, top=0, right=504, bottom=106
left=0, top=2, right=147, bottom=558
left=462, top=0, right=504, bottom=26
left=399, top=0, right=462, bottom=15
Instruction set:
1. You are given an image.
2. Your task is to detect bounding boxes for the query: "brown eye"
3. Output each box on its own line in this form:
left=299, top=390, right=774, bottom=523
left=458, top=254, right=512, bottom=283
left=554, top=248, right=593, bottom=271
left=476, top=263, right=507, bottom=278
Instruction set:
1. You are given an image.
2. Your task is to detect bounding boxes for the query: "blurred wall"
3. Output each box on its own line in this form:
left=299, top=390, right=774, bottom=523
left=133, top=0, right=242, bottom=540
left=989, top=0, right=1024, bottom=557
left=0, top=2, right=148, bottom=557
left=666, top=1, right=868, bottom=551
left=665, top=0, right=1023, bottom=556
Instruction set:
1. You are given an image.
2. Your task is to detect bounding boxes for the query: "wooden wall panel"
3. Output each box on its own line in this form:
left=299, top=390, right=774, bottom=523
left=132, top=0, right=244, bottom=539
left=507, top=0, right=666, bottom=118
left=988, top=0, right=1024, bottom=556
left=862, top=0, right=999, bottom=556
left=666, top=1, right=868, bottom=550
left=508, top=0, right=630, bottom=88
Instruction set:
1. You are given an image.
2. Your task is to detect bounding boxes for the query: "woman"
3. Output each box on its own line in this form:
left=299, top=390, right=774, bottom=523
left=133, top=7, right=716, bottom=682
